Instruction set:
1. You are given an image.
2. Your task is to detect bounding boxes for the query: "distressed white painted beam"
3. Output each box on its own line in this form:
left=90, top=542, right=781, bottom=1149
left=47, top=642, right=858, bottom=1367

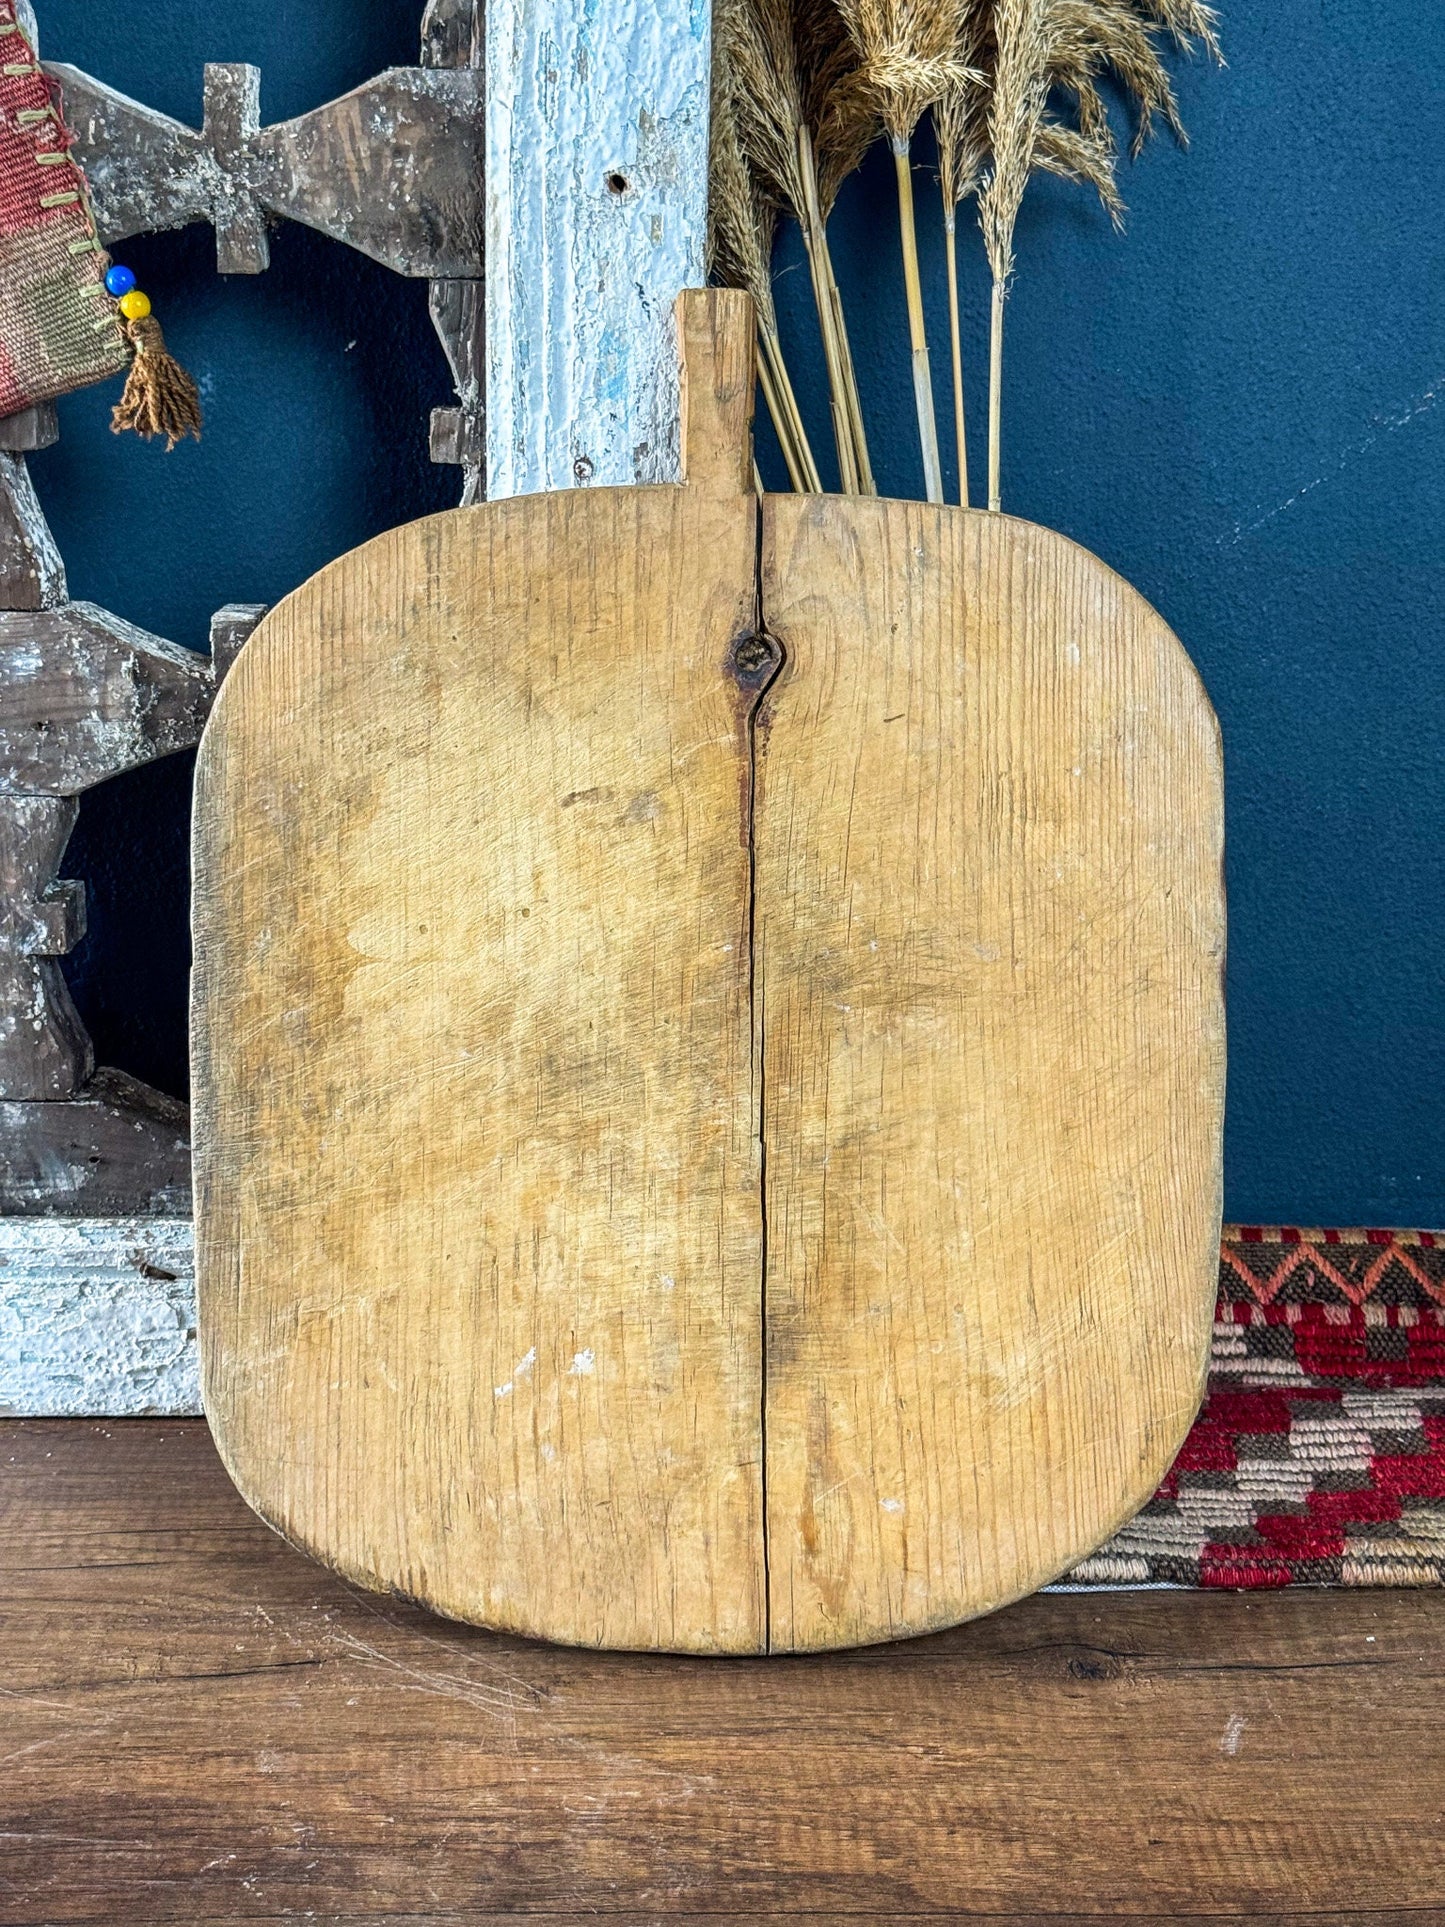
left=0, top=1218, right=198, bottom=1415
left=484, top=0, right=712, bottom=497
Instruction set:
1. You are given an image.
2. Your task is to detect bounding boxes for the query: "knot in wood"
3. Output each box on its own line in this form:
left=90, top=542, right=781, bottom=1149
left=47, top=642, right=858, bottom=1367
left=727, top=631, right=783, bottom=692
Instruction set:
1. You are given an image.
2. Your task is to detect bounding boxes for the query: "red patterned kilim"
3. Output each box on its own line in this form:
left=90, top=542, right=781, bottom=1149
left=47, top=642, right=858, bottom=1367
left=1069, top=1227, right=1445, bottom=1588
left=0, top=0, right=128, bottom=414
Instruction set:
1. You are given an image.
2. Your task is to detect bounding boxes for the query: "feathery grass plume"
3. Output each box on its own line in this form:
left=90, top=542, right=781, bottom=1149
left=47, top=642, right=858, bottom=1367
left=1133, top=0, right=1221, bottom=62
left=979, top=0, right=1054, bottom=510
left=708, top=61, right=822, bottom=490
left=1051, top=0, right=1184, bottom=158
left=796, top=0, right=879, bottom=208
left=979, top=0, right=1219, bottom=510
left=937, top=0, right=1128, bottom=504
left=713, top=0, right=878, bottom=492
left=836, top=0, right=981, bottom=501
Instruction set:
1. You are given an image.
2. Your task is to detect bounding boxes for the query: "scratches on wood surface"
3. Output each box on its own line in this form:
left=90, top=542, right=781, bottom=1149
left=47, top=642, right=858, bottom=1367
left=192, top=291, right=1224, bottom=1654
left=194, top=312, right=767, bottom=1650
left=758, top=496, right=1225, bottom=1649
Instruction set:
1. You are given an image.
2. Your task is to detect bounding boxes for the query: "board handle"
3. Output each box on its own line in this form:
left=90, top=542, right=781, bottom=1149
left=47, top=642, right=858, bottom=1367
left=676, top=289, right=755, bottom=497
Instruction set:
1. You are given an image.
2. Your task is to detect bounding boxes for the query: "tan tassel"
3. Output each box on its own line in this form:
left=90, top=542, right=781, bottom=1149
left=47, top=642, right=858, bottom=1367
left=110, top=314, right=202, bottom=450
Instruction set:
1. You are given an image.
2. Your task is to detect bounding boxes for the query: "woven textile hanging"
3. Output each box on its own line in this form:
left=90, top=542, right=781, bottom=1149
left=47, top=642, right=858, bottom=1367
left=0, top=0, right=130, bottom=416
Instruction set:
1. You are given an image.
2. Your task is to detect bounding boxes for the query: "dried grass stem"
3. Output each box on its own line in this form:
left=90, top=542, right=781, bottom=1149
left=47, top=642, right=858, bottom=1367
left=943, top=209, right=968, bottom=506
left=891, top=137, right=943, bottom=502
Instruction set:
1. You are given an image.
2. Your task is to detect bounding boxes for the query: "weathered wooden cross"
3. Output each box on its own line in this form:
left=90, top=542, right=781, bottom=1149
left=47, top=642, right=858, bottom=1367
left=0, top=0, right=710, bottom=1411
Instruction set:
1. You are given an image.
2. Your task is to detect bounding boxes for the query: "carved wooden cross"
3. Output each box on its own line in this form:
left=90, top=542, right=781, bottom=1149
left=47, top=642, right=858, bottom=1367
left=0, top=0, right=712, bottom=1413
left=0, top=0, right=486, bottom=1212
left=50, top=4, right=486, bottom=489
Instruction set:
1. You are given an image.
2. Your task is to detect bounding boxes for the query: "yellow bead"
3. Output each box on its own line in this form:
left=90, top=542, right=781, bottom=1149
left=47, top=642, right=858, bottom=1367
left=118, top=289, right=151, bottom=320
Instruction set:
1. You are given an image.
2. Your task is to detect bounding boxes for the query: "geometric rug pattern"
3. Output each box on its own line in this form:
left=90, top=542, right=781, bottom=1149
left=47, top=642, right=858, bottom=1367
left=1069, top=1227, right=1445, bottom=1587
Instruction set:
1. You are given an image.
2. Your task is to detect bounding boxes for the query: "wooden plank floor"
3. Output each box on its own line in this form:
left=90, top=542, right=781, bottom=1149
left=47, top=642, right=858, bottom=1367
left=1, top=1419, right=1442, bottom=1924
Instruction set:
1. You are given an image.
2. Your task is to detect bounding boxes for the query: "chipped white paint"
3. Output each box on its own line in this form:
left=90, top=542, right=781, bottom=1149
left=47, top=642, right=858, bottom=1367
left=1220, top=1713, right=1246, bottom=1757
left=0, top=452, right=66, bottom=609
left=484, top=0, right=712, bottom=497
left=569, top=1348, right=595, bottom=1375
left=493, top=1345, right=537, bottom=1398
left=0, top=1217, right=198, bottom=1416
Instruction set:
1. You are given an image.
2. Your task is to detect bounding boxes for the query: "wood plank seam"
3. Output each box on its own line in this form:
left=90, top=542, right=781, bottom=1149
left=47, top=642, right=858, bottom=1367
left=735, top=495, right=786, bottom=1652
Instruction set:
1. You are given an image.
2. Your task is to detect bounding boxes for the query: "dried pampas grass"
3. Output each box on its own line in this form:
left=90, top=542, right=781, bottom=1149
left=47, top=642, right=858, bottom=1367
left=707, top=0, right=1220, bottom=507
left=714, top=0, right=879, bottom=490
left=709, top=56, right=822, bottom=490
left=935, top=7, right=994, bottom=504
left=837, top=0, right=981, bottom=499
left=980, top=0, right=1219, bottom=506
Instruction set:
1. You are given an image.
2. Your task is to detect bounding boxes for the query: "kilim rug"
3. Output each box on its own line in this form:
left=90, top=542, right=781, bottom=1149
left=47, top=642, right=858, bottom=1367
left=1069, top=1226, right=1445, bottom=1588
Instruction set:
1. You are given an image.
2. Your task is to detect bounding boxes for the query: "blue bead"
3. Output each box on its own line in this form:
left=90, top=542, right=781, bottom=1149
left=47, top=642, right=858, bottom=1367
left=104, top=264, right=136, bottom=298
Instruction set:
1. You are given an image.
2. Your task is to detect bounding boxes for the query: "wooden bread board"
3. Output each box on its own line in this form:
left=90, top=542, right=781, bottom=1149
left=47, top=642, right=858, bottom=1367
left=192, top=290, right=1225, bottom=1653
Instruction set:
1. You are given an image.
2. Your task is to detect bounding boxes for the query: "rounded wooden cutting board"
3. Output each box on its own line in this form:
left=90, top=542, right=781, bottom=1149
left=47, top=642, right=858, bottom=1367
left=192, top=292, right=1224, bottom=1653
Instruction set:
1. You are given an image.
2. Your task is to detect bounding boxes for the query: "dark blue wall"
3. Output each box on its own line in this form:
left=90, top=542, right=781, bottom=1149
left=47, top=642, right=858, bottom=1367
left=32, top=2, right=1445, bottom=1226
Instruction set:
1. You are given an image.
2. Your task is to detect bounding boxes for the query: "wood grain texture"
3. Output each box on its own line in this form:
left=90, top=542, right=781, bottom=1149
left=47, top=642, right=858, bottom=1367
left=0, top=795, right=89, bottom=1098
left=0, top=451, right=65, bottom=613
left=200, top=64, right=268, bottom=274
left=421, top=0, right=484, bottom=70
left=193, top=298, right=764, bottom=1652
left=0, top=1068, right=192, bottom=1217
left=758, top=498, right=1226, bottom=1649
left=2, top=1417, right=1443, bottom=1927
left=206, top=603, right=267, bottom=684
left=0, top=602, right=214, bottom=796
left=421, top=3, right=484, bottom=500
left=249, top=66, right=484, bottom=279
left=194, top=291, right=1221, bottom=1651
left=0, top=401, right=58, bottom=455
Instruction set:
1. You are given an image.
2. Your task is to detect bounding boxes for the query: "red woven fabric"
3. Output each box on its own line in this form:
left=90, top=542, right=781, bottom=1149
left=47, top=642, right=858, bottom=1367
left=1071, top=1227, right=1445, bottom=1587
left=0, top=0, right=128, bottom=413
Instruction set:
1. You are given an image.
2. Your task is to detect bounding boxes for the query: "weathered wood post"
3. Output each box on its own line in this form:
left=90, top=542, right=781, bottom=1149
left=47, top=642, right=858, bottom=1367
left=484, top=0, right=712, bottom=498
left=0, top=406, right=267, bottom=1407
